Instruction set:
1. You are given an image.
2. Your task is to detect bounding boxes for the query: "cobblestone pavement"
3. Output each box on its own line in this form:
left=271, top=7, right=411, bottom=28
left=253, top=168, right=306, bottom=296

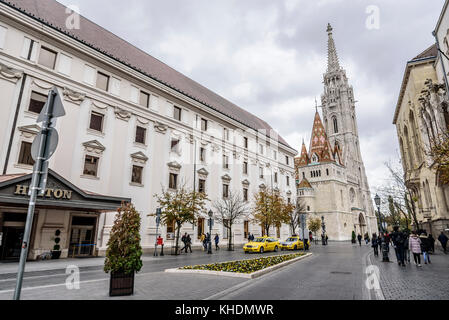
left=369, top=247, right=449, bottom=300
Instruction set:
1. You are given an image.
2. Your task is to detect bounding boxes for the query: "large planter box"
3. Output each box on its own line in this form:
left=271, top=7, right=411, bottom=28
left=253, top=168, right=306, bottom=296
left=109, top=272, right=135, bottom=297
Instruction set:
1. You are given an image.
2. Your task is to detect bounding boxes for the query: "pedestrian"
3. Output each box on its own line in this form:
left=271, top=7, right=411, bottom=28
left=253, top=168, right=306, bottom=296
left=419, top=232, right=431, bottom=264
left=186, top=234, right=192, bottom=253
left=200, top=233, right=206, bottom=251
left=438, top=232, right=448, bottom=253
left=309, top=231, right=313, bottom=245
left=214, top=234, right=220, bottom=250
left=181, top=232, right=188, bottom=253
left=428, top=234, right=435, bottom=253
left=409, top=231, right=422, bottom=267
left=391, top=226, right=406, bottom=267
left=372, top=234, right=379, bottom=257
left=384, top=232, right=391, bottom=252
left=357, top=234, right=362, bottom=246
left=325, top=234, right=328, bottom=245
left=251, top=233, right=255, bottom=241
left=378, top=234, right=382, bottom=253
left=403, top=232, right=411, bottom=264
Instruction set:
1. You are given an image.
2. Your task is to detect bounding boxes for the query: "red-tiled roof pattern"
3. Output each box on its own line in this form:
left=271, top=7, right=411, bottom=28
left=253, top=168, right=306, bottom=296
left=296, top=142, right=310, bottom=167
left=0, top=0, right=292, bottom=149
left=309, top=112, right=334, bottom=164
left=297, top=178, right=313, bottom=189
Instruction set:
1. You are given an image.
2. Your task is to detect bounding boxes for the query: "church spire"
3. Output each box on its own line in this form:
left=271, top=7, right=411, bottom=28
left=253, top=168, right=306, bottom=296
left=326, top=23, right=340, bottom=73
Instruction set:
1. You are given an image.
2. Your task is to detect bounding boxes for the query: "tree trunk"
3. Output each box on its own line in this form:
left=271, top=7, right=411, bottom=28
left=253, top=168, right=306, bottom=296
left=175, top=222, right=181, bottom=255
left=228, top=225, right=233, bottom=251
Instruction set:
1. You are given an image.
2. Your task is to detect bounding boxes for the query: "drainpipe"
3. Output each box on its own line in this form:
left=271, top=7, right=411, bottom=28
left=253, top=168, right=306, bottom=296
left=3, top=74, right=27, bottom=174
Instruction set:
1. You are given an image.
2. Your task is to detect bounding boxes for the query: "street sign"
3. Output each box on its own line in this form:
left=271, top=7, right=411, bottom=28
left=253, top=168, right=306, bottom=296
left=37, top=87, right=66, bottom=123
left=30, top=128, right=59, bottom=162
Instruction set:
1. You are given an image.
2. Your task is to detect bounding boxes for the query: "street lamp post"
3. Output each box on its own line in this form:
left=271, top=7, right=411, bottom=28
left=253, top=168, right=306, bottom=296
left=207, top=210, right=213, bottom=254
left=154, top=208, right=161, bottom=257
left=374, top=194, right=389, bottom=262
left=374, top=194, right=383, bottom=233
left=321, top=216, right=326, bottom=246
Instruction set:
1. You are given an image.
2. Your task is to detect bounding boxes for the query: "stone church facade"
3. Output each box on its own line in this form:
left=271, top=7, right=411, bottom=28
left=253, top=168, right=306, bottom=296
left=295, top=25, right=378, bottom=241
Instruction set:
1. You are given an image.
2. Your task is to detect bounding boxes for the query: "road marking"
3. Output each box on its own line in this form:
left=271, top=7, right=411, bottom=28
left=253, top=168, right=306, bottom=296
left=0, top=278, right=108, bottom=295
left=0, top=270, right=103, bottom=283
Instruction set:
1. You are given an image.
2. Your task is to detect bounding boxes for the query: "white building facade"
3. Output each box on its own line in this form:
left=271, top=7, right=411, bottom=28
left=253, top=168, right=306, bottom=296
left=0, top=0, right=297, bottom=260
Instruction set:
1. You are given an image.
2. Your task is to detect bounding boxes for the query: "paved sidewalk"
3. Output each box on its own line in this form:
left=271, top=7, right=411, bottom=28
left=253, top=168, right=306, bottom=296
left=369, top=248, right=449, bottom=300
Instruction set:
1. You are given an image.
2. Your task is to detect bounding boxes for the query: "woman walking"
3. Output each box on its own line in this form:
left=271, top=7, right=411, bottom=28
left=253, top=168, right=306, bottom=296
left=420, top=233, right=431, bottom=264
left=409, top=231, right=422, bottom=267
left=372, top=234, right=379, bottom=257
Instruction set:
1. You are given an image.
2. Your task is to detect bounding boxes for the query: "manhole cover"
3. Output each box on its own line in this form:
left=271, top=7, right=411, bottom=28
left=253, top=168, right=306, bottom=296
left=331, top=271, right=352, bottom=275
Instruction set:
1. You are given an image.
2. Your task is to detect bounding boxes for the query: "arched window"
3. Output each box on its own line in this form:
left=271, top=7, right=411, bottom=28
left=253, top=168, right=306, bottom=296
left=409, top=111, right=422, bottom=163
left=403, top=125, right=414, bottom=170
left=332, top=116, right=339, bottom=134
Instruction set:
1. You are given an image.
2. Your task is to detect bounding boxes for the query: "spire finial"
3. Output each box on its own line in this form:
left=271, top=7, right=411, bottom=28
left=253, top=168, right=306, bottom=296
left=326, top=23, right=340, bottom=72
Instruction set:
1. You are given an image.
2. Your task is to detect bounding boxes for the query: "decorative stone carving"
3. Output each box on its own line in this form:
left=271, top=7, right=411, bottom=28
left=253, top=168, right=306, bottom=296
left=114, top=107, right=132, bottom=121
left=18, top=124, right=41, bottom=138
left=167, top=161, right=182, bottom=172
left=32, top=79, right=53, bottom=90
left=242, top=179, right=250, bottom=187
left=63, top=87, right=86, bottom=105
left=82, top=140, right=106, bottom=154
left=154, top=122, right=168, bottom=134
left=0, top=62, right=23, bottom=83
left=92, top=100, right=108, bottom=110
left=221, top=174, right=232, bottom=182
left=136, top=117, right=150, bottom=125
left=259, top=183, right=267, bottom=190
left=211, top=143, right=220, bottom=153
left=197, top=168, right=209, bottom=179
left=131, top=151, right=149, bottom=164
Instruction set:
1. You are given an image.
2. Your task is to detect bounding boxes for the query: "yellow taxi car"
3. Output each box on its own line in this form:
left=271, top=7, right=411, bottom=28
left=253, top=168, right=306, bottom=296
left=280, top=236, right=308, bottom=251
left=243, top=236, right=280, bottom=253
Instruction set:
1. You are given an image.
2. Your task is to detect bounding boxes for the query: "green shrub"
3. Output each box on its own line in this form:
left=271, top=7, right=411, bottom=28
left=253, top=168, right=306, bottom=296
left=104, top=203, right=143, bottom=275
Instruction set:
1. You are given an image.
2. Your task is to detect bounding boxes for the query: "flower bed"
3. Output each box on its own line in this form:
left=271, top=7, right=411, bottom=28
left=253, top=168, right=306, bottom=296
left=181, top=253, right=305, bottom=274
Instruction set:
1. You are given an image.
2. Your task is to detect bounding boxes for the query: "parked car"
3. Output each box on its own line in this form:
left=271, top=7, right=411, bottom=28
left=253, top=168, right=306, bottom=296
left=280, top=236, right=307, bottom=251
left=243, top=236, right=280, bottom=253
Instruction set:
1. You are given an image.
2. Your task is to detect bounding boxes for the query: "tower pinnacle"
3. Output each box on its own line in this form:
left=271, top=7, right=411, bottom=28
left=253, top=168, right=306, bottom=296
left=327, top=23, right=340, bottom=73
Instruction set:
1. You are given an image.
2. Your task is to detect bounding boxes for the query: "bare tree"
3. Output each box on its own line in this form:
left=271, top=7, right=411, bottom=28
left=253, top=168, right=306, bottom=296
left=213, top=190, right=249, bottom=251
left=376, top=160, right=419, bottom=230
left=288, top=198, right=307, bottom=236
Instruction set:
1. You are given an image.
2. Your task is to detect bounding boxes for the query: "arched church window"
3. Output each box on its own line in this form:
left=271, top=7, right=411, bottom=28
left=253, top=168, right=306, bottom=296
left=311, top=153, right=319, bottom=164
left=326, top=169, right=329, bottom=176
left=333, top=116, right=339, bottom=134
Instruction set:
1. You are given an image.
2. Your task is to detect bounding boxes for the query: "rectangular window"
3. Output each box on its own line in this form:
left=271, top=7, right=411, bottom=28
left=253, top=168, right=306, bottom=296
left=18, top=142, right=35, bottom=166
left=274, top=172, right=278, bottom=183
left=198, top=179, right=206, bottom=194
left=135, top=126, right=146, bottom=144
left=28, top=91, right=47, bottom=114
left=223, top=184, right=229, bottom=199
left=243, top=188, right=248, bottom=202
left=201, top=118, right=208, bottom=131
left=131, top=165, right=143, bottom=184
left=244, top=137, right=248, bottom=149
left=260, top=167, right=264, bottom=179
left=22, top=37, right=37, bottom=61
left=223, top=154, right=229, bottom=169
left=243, top=161, right=248, bottom=175
left=89, top=112, right=104, bottom=132
left=287, top=176, right=290, bottom=186
left=273, top=150, right=277, bottom=160
left=244, top=221, right=249, bottom=239
left=259, top=144, right=264, bottom=155
left=197, top=218, right=205, bottom=239
left=169, top=173, right=178, bottom=189
left=38, top=47, right=57, bottom=69
left=286, top=156, right=290, bottom=165
left=96, top=72, right=109, bottom=91
left=83, top=155, right=99, bottom=177
left=171, top=139, right=180, bottom=153
left=200, top=147, right=206, bottom=162
left=174, top=106, right=182, bottom=121
left=139, top=91, right=150, bottom=108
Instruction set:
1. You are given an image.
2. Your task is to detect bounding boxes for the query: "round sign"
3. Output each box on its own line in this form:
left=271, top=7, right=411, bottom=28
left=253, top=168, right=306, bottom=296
left=31, top=128, right=59, bottom=162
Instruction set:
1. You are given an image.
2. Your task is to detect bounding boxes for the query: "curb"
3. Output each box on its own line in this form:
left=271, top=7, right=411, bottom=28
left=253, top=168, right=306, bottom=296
left=165, top=253, right=313, bottom=279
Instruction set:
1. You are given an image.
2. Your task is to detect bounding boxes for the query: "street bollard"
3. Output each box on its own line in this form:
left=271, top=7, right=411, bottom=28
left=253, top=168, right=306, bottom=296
left=160, top=244, right=164, bottom=256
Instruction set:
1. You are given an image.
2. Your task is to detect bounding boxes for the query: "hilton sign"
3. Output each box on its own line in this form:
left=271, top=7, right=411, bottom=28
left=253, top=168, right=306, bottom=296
left=14, top=184, right=72, bottom=200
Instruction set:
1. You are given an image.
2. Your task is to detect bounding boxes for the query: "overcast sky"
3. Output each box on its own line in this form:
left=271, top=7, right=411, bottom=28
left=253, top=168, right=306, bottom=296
left=58, top=0, right=444, bottom=196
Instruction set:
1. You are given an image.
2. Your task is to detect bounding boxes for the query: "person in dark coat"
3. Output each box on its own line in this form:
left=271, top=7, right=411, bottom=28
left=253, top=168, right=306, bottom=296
left=391, top=226, right=406, bottom=267
left=372, top=234, right=379, bottom=257
left=357, top=234, right=362, bottom=246
left=428, top=234, right=435, bottom=253
left=438, top=232, right=448, bottom=253
left=180, top=233, right=188, bottom=253
left=185, top=234, right=192, bottom=253
left=420, top=233, right=431, bottom=264
left=214, top=234, right=220, bottom=250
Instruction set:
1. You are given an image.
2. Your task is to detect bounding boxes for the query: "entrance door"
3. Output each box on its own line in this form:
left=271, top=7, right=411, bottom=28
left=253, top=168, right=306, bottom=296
left=1, top=227, right=24, bottom=260
left=68, top=216, right=97, bottom=258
